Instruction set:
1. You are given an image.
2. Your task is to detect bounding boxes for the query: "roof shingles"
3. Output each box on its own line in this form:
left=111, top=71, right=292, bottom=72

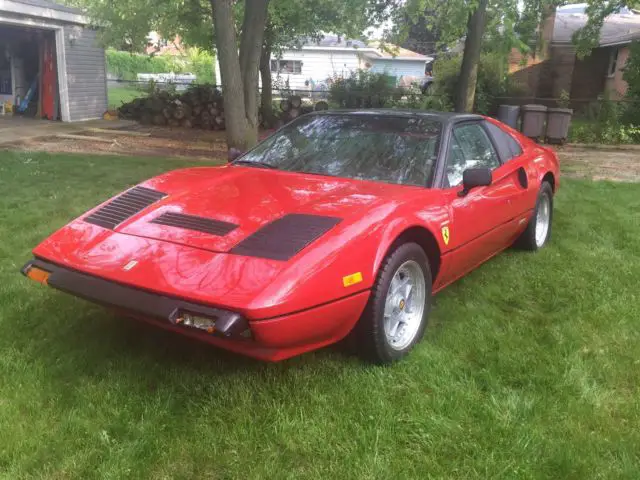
left=553, top=12, right=640, bottom=46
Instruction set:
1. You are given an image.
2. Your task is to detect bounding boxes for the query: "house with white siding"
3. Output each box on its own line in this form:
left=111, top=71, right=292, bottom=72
left=0, top=0, right=108, bottom=121
left=215, top=35, right=432, bottom=93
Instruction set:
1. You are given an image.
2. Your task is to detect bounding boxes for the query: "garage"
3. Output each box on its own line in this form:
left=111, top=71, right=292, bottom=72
left=0, top=0, right=107, bottom=122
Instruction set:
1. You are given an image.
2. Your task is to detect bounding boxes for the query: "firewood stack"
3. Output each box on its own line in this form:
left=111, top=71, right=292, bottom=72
left=118, top=85, right=226, bottom=130
left=276, top=95, right=324, bottom=125
left=119, top=86, right=330, bottom=131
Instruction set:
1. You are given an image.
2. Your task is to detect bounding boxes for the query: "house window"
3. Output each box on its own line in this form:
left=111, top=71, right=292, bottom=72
left=608, top=48, right=619, bottom=77
left=270, top=59, right=302, bottom=75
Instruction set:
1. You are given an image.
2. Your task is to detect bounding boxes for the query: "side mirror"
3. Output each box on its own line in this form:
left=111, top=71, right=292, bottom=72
left=459, top=167, right=492, bottom=197
left=228, top=148, right=243, bottom=163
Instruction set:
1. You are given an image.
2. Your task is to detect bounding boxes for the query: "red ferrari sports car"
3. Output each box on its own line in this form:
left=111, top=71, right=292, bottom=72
left=22, top=110, right=559, bottom=363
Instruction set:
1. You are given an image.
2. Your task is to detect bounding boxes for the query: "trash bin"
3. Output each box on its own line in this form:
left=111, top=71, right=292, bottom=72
left=546, top=108, right=573, bottom=144
left=497, top=105, right=520, bottom=129
left=521, top=104, right=548, bottom=141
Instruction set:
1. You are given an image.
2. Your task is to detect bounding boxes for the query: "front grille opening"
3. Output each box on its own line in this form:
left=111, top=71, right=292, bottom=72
left=151, top=212, right=238, bottom=236
left=84, top=186, right=167, bottom=230
left=231, top=214, right=341, bottom=260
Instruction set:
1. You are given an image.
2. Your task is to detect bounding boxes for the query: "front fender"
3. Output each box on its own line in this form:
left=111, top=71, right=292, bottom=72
left=250, top=197, right=450, bottom=318
left=371, top=217, right=447, bottom=283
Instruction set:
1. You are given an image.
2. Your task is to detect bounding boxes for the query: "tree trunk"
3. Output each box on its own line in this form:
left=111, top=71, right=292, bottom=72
left=211, top=0, right=269, bottom=150
left=211, top=0, right=250, bottom=149
left=455, top=0, right=488, bottom=113
left=260, top=31, right=275, bottom=127
left=239, top=0, right=269, bottom=144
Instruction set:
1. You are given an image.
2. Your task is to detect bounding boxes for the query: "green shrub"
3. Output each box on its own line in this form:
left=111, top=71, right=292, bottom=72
left=431, top=54, right=461, bottom=107
left=557, top=89, right=571, bottom=108
left=569, top=98, right=640, bottom=144
left=185, top=48, right=215, bottom=84
left=569, top=121, right=640, bottom=144
left=106, top=50, right=184, bottom=80
left=328, top=70, right=401, bottom=108
left=432, top=52, right=509, bottom=114
left=394, top=89, right=454, bottom=112
left=106, top=48, right=215, bottom=84
left=475, top=52, right=509, bottom=114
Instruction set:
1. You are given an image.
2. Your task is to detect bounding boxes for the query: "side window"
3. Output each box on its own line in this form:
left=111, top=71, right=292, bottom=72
left=485, top=121, right=523, bottom=162
left=445, top=124, right=500, bottom=187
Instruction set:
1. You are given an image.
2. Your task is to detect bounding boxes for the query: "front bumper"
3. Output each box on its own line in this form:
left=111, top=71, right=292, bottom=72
left=22, top=258, right=249, bottom=338
left=21, top=258, right=370, bottom=361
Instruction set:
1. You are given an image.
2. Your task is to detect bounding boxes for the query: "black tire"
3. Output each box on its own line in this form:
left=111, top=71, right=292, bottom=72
left=515, top=181, right=554, bottom=251
left=352, top=242, right=432, bottom=364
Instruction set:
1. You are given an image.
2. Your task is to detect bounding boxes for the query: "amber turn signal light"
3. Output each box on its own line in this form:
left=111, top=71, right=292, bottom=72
left=25, top=266, right=50, bottom=285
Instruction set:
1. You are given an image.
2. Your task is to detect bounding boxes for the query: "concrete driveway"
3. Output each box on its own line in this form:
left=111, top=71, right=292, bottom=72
left=0, top=116, right=134, bottom=145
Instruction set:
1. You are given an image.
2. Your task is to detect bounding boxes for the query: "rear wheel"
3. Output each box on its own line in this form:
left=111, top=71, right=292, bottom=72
left=352, top=242, right=431, bottom=364
left=516, top=181, right=554, bottom=251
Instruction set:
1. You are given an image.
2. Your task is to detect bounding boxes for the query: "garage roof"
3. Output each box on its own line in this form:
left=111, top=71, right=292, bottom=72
left=11, top=0, right=81, bottom=14
left=0, top=0, right=88, bottom=24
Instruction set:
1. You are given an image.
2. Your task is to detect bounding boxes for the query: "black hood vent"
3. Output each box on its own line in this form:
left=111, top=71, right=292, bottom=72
left=151, top=212, right=238, bottom=236
left=231, top=214, right=341, bottom=261
left=84, top=186, right=167, bottom=230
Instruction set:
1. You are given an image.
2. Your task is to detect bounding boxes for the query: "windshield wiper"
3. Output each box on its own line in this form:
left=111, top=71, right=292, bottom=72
left=233, top=160, right=278, bottom=169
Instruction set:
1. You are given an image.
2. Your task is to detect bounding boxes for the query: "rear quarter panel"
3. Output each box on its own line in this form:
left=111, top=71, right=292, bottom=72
left=485, top=116, right=560, bottom=193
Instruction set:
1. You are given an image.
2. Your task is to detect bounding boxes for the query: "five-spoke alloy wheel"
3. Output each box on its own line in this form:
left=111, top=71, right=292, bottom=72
left=353, top=242, right=431, bottom=364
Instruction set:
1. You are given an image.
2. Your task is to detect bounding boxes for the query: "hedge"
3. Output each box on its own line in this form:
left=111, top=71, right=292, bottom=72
left=106, top=48, right=215, bottom=84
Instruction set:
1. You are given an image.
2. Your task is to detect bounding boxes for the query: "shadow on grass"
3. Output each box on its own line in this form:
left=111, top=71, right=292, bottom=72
left=14, top=291, right=359, bottom=387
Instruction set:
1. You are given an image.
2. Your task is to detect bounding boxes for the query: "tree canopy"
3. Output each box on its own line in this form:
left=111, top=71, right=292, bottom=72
left=63, top=0, right=214, bottom=51
left=68, top=0, right=388, bottom=55
left=391, top=0, right=562, bottom=111
left=267, top=0, right=387, bottom=51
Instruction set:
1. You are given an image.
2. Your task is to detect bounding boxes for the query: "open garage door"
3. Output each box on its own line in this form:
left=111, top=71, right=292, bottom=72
left=0, top=23, right=60, bottom=120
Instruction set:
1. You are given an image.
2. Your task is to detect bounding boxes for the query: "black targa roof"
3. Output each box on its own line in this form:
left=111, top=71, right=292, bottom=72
left=310, top=109, right=483, bottom=126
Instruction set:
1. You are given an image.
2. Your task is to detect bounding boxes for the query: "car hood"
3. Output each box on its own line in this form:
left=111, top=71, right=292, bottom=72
left=34, top=165, right=448, bottom=316
left=113, top=165, right=424, bottom=253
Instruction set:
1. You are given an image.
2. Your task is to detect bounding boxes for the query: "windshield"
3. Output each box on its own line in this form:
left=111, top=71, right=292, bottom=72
left=235, top=114, right=442, bottom=187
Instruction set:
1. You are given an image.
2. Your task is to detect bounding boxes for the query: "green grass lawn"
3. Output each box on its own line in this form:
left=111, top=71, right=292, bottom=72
left=108, top=86, right=146, bottom=109
left=1, top=151, right=639, bottom=479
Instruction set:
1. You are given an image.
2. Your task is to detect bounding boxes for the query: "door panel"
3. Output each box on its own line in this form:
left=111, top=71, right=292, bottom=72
left=437, top=122, right=527, bottom=285
left=436, top=215, right=525, bottom=291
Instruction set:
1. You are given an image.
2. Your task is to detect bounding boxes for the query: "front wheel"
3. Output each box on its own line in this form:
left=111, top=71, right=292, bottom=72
left=516, top=181, right=554, bottom=251
left=352, top=242, right=432, bottom=364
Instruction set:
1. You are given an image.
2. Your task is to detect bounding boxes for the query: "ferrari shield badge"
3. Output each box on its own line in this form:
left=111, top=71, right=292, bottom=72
left=441, top=226, right=450, bottom=245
